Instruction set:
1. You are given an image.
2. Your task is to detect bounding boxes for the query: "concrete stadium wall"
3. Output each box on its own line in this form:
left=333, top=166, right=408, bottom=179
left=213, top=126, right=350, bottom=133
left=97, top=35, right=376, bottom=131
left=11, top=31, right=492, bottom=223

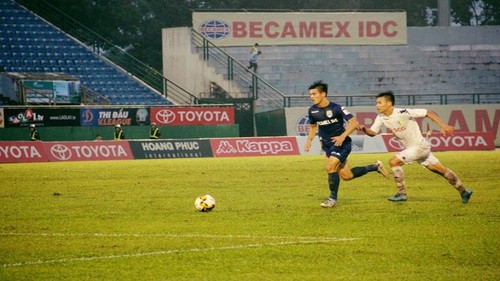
left=407, top=26, right=500, bottom=45
left=163, top=26, right=499, bottom=102
left=0, top=125, right=239, bottom=142
left=162, top=27, right=244, bottom=103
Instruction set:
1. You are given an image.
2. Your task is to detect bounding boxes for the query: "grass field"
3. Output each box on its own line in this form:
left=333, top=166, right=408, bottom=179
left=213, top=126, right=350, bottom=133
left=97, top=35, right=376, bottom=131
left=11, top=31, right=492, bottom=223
left=1, top=151, right=499, bottom=280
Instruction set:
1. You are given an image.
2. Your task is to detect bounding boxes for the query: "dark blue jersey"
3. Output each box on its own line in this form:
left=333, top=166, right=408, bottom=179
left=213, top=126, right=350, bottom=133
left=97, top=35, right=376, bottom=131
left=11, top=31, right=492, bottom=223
left=308, top=101, right=353, bottom=147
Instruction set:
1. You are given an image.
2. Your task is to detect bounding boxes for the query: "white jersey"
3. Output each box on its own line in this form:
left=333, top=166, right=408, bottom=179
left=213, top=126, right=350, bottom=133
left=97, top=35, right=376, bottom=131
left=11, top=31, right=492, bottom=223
left=370, top=108, right=428, bottom=148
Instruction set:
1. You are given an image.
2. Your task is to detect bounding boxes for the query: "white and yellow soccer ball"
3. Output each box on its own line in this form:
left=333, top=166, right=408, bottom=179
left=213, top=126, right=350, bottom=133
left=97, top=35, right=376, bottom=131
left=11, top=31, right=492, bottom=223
left=194, top=194, right=216, bottom=212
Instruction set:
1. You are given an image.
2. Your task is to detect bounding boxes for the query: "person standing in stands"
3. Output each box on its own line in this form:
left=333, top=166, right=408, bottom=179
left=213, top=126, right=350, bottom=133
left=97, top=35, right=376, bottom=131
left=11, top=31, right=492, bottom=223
left=149, top=122, right=161, bottom=139
left=247, top=51, right=262, bottom=73
left=29, top=124, right=41, bottom=141
left=114, top=124, right=125, bottom=140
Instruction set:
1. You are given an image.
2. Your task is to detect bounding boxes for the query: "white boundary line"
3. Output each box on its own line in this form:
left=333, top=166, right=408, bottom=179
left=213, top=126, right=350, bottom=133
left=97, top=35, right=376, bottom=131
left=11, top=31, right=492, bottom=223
left=1, top=233, right=361, bottom=267
left=0, top=232, right=360, bottom=241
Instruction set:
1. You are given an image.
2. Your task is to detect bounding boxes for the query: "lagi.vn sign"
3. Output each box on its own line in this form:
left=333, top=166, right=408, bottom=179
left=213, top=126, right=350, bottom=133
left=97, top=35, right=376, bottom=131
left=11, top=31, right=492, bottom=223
left=151, top=107, right=234, bottom=126
left=0, top=141, right=48, bottom=163
left=44, top=141, right=134, bottom=162
left=4, top=108, right=80, bottom=127
left=381, top=132, right=495, bottom=152
left=193, top=12, right=407, bottom=46
left=211, top=137, right=300, bottom=157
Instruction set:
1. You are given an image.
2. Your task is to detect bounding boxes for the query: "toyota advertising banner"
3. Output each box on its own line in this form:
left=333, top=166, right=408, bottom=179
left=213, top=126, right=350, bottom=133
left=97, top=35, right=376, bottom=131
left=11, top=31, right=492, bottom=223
left=193, top=12, right=407, bottom=46
left=0, top=141, right=48, bottom=163
left=80, top=108, right=150, bottom=126
left=43, top=141, right=134, bottom=162
left=381, top=132, right=495, bottom=152
left=210, top=137, right=300, bottom=157
left=150, top=107, right=235, bottom=126
left=4, top=107, right=80, bottom=127
left=129, top=139, right=214, bottom=159
left=286, top=105, right=500, bottom=147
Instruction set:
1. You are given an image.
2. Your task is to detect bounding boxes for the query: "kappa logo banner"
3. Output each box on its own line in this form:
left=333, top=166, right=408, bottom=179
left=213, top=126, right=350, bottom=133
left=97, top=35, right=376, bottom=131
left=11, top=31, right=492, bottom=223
left=151, top=107, right=234, bottom=126
left=193, top=12, right=407, bottom=46
left=44, top=141, right=134, bottom=162
left=0, top=141, right=48, bottom=163
left=210, top=137, right=300, bottom=157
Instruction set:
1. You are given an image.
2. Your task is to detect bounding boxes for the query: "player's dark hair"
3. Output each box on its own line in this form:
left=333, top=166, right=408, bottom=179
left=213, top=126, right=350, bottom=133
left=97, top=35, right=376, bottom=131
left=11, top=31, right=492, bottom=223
left=308, top=80, right=328, bottom=96
left=377, top=91, right=395, bottom=105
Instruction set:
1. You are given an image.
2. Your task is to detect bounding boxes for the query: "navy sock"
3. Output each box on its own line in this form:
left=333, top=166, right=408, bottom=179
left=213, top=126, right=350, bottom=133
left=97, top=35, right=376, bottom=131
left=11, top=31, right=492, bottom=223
left=351, top=164, right=377, bottom=179
left=328, top=173, right=340, bottom=200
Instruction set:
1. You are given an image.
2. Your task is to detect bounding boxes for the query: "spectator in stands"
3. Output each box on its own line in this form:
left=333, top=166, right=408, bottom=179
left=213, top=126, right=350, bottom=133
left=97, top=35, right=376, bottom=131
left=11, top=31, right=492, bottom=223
left=358, top=91, right=473, bottom=203
left=247, top=51, right=262, bottom=73
left=94, top=134, right=102, bottom=141
left=149, top=122, right=161, bottom=139
left=303, top=80, right=388, bottom=208
left=249, top=43, right=259, bottom=54
left=29, top=124, right=41, bottom=141
left=113, top=125, right=125, bottom=141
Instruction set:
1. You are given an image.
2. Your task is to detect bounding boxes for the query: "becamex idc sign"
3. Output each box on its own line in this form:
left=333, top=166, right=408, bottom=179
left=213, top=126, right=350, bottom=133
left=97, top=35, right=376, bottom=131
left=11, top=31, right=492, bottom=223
left=193, top=12, right=407, bottom=46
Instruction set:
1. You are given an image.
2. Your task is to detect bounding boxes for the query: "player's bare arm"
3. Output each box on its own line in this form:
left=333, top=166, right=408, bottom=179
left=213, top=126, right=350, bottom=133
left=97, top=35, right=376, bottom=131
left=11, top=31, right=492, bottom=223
left=304, top=123, right=318, bottom=152
left=358, top=125, right=378, bottom=137
left=332, top=118, right=359, bottom=146
left=426, top=110, right=455, bottom=136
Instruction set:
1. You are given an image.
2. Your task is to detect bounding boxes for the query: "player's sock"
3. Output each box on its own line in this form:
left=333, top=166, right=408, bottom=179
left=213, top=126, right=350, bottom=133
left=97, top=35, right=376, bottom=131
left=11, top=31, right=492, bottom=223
left=350, top=164, right=378, bottom=178
left=444, top=168, right=467, bottom=193
left=328, top=172, right=340, bottom=200
left=391, top=166, right=406, bottom=195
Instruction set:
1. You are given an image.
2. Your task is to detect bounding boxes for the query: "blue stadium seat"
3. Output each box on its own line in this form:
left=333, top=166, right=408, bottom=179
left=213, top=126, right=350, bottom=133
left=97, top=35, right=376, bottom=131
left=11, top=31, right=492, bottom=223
left=0, top=0, right=172, bottom=105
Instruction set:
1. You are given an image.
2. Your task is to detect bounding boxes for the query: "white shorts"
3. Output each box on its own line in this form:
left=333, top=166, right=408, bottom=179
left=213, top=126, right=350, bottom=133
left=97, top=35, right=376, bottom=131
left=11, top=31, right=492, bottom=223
left=396, top=144, right=439, bottom=167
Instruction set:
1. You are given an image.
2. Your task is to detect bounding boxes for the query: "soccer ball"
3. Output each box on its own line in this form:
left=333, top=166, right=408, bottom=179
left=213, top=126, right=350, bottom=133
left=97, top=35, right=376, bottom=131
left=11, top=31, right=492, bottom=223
left=194, top=194, right=216, bottom=212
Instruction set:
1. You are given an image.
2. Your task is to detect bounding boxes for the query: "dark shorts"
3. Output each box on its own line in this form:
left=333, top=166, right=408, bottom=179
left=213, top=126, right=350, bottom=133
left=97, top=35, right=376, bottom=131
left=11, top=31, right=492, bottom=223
left=323, top=140, right=352, bottom=163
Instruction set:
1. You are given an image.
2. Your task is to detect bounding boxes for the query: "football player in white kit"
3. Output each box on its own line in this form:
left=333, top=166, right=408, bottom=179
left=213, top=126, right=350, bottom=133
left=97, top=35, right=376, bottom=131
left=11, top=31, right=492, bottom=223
left=359, top=91, right=473, bottom=203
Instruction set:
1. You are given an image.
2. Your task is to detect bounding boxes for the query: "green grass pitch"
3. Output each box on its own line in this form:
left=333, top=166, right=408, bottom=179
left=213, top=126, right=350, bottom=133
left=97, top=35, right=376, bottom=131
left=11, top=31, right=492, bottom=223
left=1, top=151, right=499, bottom=280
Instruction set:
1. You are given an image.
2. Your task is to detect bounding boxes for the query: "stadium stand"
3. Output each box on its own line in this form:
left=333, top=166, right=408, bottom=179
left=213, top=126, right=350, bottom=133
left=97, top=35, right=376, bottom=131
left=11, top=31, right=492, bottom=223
left=0, top=0, right=172, bottom=105
left=223, top=42, right=500, bottom=105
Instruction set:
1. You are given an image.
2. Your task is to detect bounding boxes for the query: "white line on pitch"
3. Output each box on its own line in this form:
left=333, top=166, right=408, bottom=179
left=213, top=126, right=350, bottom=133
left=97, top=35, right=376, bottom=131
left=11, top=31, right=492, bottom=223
left=2, top=239, right=359, bottom=267
left=0, top=232, right=360, bottom=241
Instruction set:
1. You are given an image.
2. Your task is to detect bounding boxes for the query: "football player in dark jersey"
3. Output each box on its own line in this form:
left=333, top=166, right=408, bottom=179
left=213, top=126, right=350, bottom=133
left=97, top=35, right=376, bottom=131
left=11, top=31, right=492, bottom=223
left=304, top=80, right=389, bottom=208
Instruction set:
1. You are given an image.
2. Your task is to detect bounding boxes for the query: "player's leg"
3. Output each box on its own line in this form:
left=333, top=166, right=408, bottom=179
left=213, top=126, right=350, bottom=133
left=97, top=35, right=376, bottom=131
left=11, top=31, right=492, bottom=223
left=321, top=154, right=341, bottom=208
left=387, top=153, right=409, bottom=202
left=340, top=160, right=389, bottom=180
left=423, top=153, right=473, bottom=203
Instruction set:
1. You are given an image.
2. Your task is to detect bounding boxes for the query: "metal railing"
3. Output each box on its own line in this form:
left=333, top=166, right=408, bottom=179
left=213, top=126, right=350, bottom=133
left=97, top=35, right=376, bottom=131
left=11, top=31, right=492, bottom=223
left=15, top=0, right=196, bottom=105
left=81, top=86, right=110, bottom=105
left=191, top=29, right=287, bottom=112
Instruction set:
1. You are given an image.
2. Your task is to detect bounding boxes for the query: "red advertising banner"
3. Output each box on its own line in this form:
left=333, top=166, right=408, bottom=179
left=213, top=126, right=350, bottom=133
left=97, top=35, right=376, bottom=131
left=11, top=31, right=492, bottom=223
left=0, top=141, right=48, bottom=163
left=150, top=107, right=235, bottom=126
left=43, top=141, right=134, bottom=162
left=381, top=132, right=495, bottom=152
left=210, top=137, right=300, bottom=157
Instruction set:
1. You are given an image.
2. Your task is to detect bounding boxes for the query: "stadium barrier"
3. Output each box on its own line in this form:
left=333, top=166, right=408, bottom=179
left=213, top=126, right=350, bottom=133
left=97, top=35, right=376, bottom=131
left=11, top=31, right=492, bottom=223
left=0, top=133, right=494, bottom=163
left=285, top=104, right=500, bottom=147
